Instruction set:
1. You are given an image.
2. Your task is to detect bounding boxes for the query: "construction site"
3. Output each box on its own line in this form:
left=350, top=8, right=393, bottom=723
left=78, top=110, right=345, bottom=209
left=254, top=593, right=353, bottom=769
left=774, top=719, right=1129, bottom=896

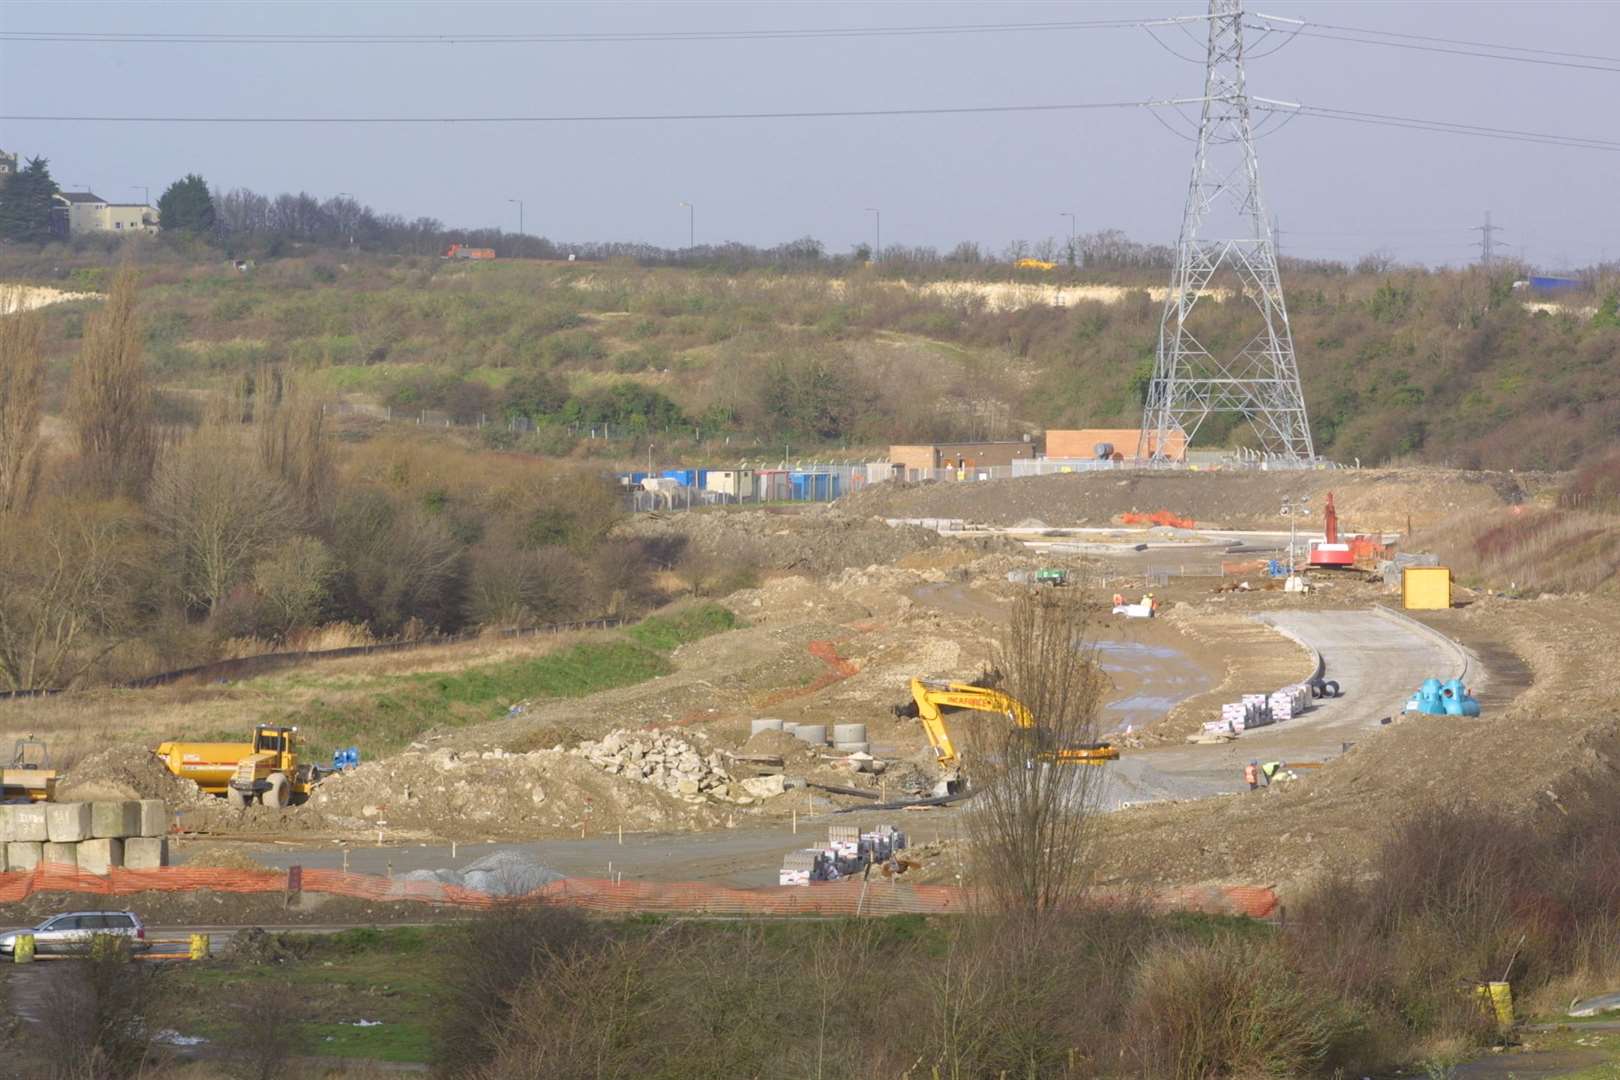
left=3, top=0, right=1620, bottom=1073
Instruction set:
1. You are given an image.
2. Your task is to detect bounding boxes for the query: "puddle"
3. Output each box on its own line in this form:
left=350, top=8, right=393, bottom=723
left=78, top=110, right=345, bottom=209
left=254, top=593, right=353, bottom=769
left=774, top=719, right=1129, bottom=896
left=1094, top=640, right=1215, bottom=732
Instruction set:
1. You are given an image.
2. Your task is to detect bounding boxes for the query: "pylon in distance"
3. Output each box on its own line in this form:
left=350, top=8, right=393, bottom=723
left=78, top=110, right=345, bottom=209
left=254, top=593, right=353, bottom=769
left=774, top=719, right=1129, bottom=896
left=1139, top=0, right=1314, bottom=463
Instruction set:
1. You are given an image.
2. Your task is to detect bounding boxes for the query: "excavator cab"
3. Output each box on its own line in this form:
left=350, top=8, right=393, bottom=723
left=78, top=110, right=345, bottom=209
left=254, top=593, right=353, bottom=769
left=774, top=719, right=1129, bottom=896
left=11, top=737, right=49, bottom=771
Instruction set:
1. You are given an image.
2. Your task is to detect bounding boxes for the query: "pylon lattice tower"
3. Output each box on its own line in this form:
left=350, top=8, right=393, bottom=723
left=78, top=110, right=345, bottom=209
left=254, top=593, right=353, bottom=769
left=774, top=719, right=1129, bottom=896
left=1139, top=0, right=1314, bottom=463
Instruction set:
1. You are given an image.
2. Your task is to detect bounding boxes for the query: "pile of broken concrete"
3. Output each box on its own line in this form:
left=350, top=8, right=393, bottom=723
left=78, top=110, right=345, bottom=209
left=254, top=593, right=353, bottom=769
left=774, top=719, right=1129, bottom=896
left=571, top=730, right=734, bottom=801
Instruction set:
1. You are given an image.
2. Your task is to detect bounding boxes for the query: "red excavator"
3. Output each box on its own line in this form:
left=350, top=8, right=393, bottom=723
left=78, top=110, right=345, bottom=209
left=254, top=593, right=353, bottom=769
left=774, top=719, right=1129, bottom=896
left=1307, top=492, right=1388, bottom=568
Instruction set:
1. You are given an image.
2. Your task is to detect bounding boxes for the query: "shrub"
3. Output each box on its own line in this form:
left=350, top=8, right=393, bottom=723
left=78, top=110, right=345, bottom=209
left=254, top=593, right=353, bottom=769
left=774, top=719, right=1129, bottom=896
left=1128, top=933, right=1365, bottom=1079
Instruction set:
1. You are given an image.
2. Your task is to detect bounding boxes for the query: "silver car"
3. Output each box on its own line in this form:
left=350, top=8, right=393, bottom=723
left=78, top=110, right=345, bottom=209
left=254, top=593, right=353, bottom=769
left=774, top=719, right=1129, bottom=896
left=0, top=910, right=149, bottom=955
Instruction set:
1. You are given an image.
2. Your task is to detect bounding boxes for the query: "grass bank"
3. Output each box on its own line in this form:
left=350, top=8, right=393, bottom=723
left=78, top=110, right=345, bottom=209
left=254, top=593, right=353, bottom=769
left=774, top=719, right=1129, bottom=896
left=265, top=602, right=739, bottom=759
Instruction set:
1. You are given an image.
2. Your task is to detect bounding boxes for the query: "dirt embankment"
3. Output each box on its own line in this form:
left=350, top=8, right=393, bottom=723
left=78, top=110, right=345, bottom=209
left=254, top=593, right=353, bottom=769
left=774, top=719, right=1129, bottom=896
left=843, top=468, right=1553, bottom=532
left=617, top=506, right=1020, bottom=575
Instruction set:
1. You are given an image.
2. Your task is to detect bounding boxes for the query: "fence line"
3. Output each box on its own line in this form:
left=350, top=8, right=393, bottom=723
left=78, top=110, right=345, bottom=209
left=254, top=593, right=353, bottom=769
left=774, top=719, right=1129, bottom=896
left=0, top=863, right=1280, bottom=920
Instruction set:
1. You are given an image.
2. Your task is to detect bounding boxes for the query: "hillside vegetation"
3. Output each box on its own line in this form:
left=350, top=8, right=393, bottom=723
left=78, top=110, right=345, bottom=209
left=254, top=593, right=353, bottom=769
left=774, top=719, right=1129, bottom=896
left=13, top=250, right=1619, bottom=470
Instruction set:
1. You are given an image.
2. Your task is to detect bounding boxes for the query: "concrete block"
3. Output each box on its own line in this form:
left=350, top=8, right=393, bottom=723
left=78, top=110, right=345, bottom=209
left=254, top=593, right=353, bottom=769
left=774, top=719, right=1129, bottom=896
left=91, top=801, right=141, bottom=839
left=7, top=842, right=42, bottom=872
left=76, top=838, right=123, bottom=876
left=0, top=804, right=14, bottom=844
left=0, top=843, right=8, bottom=873
left=42, top=842, right=78, bottom=868
left=10, top=805, right=48, bottom=843
left=123, top=837, right=168, bottom=869
left=45, top=802, right=92, bottom=843
left=137, top=800, right=168, bottom=838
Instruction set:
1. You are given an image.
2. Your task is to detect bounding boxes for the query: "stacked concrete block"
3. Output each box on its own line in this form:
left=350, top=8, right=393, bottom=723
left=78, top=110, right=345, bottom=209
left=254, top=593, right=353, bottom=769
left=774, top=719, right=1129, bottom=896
left=124, top=837, right=169, bottom=870
left=10, top=804, right=48, bottom=842
left=0, top=800, right=170, bottom=876
left=42, top=842, right=79, bottom=867
left=137, top=800, right=167, bottom=838
left=8, top=843, right=42, bottom=871
left=77, top=838, right=124, bottom=875
left=92, top=801, right=141, bottom=839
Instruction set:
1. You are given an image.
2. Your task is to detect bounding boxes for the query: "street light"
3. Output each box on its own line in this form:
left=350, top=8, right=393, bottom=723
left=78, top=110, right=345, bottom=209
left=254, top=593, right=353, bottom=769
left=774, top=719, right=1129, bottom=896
left=864, top=207, right=880, bottom=262
left=336, top=192, right=357, bottom=246
left=1059, top=211, right=1076, bottom=263
left=131, top=185, right=149, bottom=206
left=507, top=198, right=524, bottom=239
left=678, top=201, right=693, bottom=252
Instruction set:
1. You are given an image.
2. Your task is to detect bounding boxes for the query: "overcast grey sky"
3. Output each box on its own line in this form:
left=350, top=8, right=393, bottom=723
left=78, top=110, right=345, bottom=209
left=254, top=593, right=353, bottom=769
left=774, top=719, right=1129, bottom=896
left=2, top=1, right=1617, bottom=268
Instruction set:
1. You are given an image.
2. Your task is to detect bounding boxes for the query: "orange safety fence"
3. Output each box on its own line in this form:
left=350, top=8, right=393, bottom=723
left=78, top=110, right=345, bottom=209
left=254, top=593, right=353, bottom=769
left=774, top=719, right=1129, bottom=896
left=1120, top=510, right=1197, bottom=530
left=0, top=864, right=1278, bottom=920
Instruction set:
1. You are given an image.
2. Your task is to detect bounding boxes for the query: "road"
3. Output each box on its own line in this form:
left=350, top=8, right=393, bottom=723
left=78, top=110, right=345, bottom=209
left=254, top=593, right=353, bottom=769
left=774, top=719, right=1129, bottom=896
left=1102, top=607, right=1474, bottom=807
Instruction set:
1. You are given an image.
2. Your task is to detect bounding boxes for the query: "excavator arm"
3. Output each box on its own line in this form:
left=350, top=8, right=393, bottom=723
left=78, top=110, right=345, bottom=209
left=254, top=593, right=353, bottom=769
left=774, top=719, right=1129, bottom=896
left=894, top=677, right=1118, bottom=770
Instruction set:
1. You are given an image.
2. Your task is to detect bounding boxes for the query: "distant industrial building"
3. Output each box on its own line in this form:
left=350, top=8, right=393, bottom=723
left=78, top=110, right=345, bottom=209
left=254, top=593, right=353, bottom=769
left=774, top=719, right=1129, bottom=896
left=887, top=439, right=1040, bottom=481
left=1043, top=428, right=1187, bottom=462
left=52, top=191, right=160, bottom=237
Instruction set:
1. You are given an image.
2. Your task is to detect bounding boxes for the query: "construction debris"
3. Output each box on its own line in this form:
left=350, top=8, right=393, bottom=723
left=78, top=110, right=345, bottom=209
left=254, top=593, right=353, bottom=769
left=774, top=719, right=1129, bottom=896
left=572, top=730, right=735, bottom=800
left=780, top=824, right=908, bottom=885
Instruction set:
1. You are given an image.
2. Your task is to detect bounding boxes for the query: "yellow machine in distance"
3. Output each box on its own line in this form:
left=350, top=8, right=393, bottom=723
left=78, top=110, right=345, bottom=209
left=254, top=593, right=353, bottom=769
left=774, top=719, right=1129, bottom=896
left=154, top=725, right=321, bottom=808
left=893, top=678, right=1118, bottom=791
left=1, top=738, right=58, bottom=803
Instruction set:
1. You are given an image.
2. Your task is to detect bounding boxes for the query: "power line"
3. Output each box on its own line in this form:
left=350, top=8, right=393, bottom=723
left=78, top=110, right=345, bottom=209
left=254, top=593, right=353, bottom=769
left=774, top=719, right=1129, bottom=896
left=0, top=100, right=1171, bottom=124
left=0, top=17, right=1150, bottom=46
left=1269, top=25, right=1620, bottom=75
left=1257, top=102, right=1620, bottom=153
left=1250, top=15, right=1620, bottom=69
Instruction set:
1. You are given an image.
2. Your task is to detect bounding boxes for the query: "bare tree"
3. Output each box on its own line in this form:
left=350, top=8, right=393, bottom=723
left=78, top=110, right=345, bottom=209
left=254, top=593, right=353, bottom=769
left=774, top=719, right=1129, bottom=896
left=963, top=588, right=1110, bottom=918
left=0, top=500, right=146, bottom=691
left=67, top=268, right=155, bottom=499
left=0, top=289, right=46, bottom=515
left=148, top=424, right=297, bottom=616
left=245, top=364, right=331, bottom=513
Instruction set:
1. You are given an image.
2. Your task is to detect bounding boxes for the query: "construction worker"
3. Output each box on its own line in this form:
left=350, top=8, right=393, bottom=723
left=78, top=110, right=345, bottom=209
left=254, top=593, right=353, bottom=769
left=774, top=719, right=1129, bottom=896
left=1261, top=760, right=1284, bottom=786
left=1244, top=761, right=1260, bottom=791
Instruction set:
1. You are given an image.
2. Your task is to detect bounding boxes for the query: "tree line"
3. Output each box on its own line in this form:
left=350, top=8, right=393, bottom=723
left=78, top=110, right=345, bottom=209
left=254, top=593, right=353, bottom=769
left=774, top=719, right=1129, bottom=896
left=0, top=273, right=665, bottom=692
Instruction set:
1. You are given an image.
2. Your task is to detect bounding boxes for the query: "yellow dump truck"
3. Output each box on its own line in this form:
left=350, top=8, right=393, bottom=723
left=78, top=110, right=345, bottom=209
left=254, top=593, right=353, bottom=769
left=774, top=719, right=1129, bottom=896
left=154, top=725, right=321, bottom=808
left=1, top=738, right=58, bottom=803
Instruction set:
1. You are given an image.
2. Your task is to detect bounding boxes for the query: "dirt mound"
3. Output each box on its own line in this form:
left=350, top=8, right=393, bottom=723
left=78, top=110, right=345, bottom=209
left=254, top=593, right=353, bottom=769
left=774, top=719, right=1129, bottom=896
left=842, top=468, right=1549, bottom=532
left=57, top=747, right=211, bottom=807
left=618, top=507, right=1017, bottom=576
left=742, top=729, right=815, bottom=758
left=307, top=744, right=733, bottom=840
left=402, top=850, right=565, bottom=896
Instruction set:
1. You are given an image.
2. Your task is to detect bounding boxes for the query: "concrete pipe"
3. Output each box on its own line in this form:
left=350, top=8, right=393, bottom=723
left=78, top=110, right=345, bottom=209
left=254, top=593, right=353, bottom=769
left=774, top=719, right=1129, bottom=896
left=832, top=724, right=867, bottom=744
left=792, top=724, right=828, bottom=745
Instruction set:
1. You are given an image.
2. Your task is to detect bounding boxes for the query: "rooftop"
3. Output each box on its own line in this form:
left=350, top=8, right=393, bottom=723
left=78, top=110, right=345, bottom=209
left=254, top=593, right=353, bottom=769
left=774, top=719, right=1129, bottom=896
left=56, top=191, right=106, bottom=204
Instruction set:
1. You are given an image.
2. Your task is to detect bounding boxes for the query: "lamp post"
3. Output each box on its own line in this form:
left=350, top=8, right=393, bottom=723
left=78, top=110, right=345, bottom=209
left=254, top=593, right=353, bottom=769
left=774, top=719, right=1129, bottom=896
left=508, top=198, right=524, bottom=240
left=131, top=185, right=149, bottom=206
left=336, top=192, right=356, bottom=246
left=864, top=207, right=880, bottom=262
left=678, top=201, right=693, bottom=253
left=1060, top=211, right=1076, bottom=265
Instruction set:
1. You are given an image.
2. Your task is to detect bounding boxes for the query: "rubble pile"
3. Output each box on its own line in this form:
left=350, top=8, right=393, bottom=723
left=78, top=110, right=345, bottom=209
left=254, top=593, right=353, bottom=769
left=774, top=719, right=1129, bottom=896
left=572, top=730, right=734, bottom=801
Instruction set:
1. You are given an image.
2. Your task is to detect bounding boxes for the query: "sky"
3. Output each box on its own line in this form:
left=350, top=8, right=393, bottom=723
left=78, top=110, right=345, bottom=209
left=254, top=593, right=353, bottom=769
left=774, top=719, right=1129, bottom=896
left=2, top=0, right=1618, bottom=269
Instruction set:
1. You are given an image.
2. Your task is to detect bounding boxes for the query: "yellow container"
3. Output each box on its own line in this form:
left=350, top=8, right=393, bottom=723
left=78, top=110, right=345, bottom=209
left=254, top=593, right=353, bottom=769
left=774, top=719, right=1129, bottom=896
left=1402, top=566, right=1452, bottom=610
left=13, top=934, right=34, bottom=964
left=1475, top=981, right=1514, bottom=1029
left=189, top=933, right=210, bottom=961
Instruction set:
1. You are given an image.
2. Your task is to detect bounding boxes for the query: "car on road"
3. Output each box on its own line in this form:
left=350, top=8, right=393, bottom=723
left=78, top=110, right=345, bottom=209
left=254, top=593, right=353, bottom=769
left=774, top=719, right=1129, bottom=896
left=0, top=911, right=149, bottom=956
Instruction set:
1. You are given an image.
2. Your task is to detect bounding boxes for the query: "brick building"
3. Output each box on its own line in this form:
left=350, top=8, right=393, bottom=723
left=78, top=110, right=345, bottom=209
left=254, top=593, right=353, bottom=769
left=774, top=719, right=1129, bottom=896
left=888, top=439, right=1041, bottom=480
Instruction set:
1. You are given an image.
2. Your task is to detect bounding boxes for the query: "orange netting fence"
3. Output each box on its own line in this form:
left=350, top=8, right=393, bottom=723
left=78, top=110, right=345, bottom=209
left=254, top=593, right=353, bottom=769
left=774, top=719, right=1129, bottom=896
left=0, top=864, right=1278, bottom=920
left=1120, top=510, right=1197, bottom=529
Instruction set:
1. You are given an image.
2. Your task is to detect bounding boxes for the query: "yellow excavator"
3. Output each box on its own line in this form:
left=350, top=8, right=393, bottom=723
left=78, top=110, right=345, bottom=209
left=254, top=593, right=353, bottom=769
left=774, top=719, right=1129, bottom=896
left=893, top=677, right=1118, bottom=793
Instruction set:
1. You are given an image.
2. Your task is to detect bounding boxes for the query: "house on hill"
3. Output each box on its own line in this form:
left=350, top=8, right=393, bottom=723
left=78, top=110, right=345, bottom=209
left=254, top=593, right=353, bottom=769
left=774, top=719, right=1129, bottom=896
left=52, top=191, right=160, bottom=237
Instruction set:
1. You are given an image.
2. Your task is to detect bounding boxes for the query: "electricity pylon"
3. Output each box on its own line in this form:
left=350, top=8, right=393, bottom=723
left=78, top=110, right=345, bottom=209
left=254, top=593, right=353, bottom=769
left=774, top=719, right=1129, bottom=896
left=1139, top=0, right=1314, bottom=463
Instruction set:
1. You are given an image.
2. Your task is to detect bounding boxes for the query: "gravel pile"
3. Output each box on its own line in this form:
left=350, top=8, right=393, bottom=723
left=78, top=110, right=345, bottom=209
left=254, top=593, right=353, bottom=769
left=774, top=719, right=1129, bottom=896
left=572, top=730, right=733, bottom=800
left=402, top=850, right=565, bottom=897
